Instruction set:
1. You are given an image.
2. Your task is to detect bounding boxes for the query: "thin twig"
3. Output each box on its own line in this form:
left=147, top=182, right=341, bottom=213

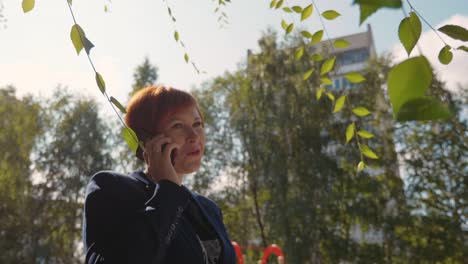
left=65, top=0, right=140, bottom=148
left=163, top=0, right=201, bottom=74
left=310, top=0, right=335, bottom=53
left=406, top=0, right=448, bottom=46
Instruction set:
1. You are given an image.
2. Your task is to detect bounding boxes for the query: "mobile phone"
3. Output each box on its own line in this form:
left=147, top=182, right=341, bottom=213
left=162, top=143, right=176, bottom=166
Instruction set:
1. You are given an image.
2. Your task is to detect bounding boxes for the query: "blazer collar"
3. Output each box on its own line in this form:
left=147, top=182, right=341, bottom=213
left=130, top=170, right=154, bottom=187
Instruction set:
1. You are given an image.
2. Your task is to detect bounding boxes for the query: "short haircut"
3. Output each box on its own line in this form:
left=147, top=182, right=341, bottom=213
left=125, top=85, right=204, bottom=161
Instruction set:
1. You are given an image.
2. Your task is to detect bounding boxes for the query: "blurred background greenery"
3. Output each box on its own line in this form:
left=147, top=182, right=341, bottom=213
left=1, top=29, right=466, bottom=263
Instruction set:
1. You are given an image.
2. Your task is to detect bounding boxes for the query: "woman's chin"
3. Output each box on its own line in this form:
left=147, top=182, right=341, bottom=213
left=176, top=160, right=201, bottom=175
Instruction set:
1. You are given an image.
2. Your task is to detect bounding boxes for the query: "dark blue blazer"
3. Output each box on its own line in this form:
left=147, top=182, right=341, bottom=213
left=82, top=170, right=237, bottom=264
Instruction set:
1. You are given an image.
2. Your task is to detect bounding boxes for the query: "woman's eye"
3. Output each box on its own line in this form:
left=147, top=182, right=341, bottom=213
left=172, top=123, right=183, bottom=129
left=194, top=121, right=202, bottom=127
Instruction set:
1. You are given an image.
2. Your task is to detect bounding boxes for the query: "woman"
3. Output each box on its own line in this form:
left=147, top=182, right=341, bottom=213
left=82, top=86, right=237, bottom=264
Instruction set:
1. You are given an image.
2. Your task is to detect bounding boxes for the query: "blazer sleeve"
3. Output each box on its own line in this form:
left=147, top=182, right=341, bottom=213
left=83, top=172, right=192, bottom=264
left=83, top=174, right=126, bottom=264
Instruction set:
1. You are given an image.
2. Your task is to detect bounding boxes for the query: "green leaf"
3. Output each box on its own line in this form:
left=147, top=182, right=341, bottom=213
left=70, top=24, right=94, bottom=55
left=316, top=88, right=323, bottom=100
left=311, top=30, right=324, bottom=44
left=346, top=123, right=355, bottom=143
left=357, top=130, right=374, bottom=138
left=281, top=19, right=288, bottom=30
left=303, top=68, right=315, bottom=80
left=122, top=127, right=139, bottom=154
left=110, top=96, right=127, bottom=114
left=352, top=107, right=371, bottom=116
left=275, top=0, right=284, bottom=9
left=388, top=56, right=432, bottom=118
left=295, top=47, right=304, bottom=60
left=320, top=57, right=336, bottom=75
left=286, top=23, right=294, bottom=34
left=357, top=4, right=379, bottom=25
left=301, top=4, right=313, bottom=21
left=301, top=31, right=312, bottom=38
left=333, top=39, right=350, bottom=49
left=320, top=77, right=332, bottom=85
left=396, top=96, right=452, bottom=121
left=322, top=10, right=340, bottom=20
left=457, top=45, right=468, bottom=52
left=22, top=0, right=35, bottom=13
left=357, top=161, right=365, bottom=172
left=282, top=7, right=292, bottom=13
left=354, top=0, right=402, bottom=25
left=70, top=25, right=84, bottom=55
left=184, top=53, right=189, bottom=63
left=269, top=0, right=276, bottom=9
left=292, top=6, right=302, bottom=13
left=345, top=72, right=366, bottom=83
left=438, top=24, right=468, bottom=41
left=398, top=12, right=422, bottom=56
left=310, top=53, right=323, bottom=61
left=354, top=0, right=402, bottom=8
left=361, top=145, right=378, bottom=159
left=326, top=92, right=335, bottom=101
left=95, top=72, right=106, bottom=94
left=333, top=95, right=346, bottom=113
left=438, top=45, right=453, bottom=65
left=174, top=31, right=179, bottom=42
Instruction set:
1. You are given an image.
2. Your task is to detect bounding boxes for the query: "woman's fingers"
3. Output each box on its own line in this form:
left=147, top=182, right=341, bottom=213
left=143, top=134, right=180, bottom=184
left=144, top=134, right=166, bottom=151
left=162, top=142, right=180, bottom=158
left=144, top=136, right=172, bottom=165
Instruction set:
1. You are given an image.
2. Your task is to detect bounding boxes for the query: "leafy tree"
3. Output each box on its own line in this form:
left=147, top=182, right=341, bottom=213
left=194, top=31, right=407, bottom=263
left=129, top=56, right=159, bottom=98
left=396, top=81, right=467, bottom=263
left=27, top=87, right=114, bottom=263
left=0, top=86, right=42, bottom=263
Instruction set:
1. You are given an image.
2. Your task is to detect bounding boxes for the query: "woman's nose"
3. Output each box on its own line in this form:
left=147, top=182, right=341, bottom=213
left=187, top=127, right=199, bottom=143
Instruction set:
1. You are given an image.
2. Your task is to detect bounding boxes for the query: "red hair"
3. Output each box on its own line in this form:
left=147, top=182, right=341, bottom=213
left=125, top=85, right=204, bottom=160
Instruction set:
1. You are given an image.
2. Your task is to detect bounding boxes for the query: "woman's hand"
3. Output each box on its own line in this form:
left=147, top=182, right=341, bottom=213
left=143, top=134, right=181, bottom=185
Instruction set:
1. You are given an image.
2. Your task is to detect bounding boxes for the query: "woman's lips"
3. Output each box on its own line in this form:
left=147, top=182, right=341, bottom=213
left=187, top=150, right=201, bottom=156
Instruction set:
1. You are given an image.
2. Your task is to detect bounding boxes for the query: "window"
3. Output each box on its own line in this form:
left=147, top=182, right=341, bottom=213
left=334, top=78, right=341, bottom=90
left=342, top=77, right=349, bottom=88
left=337, top=48, right=370, bottom=66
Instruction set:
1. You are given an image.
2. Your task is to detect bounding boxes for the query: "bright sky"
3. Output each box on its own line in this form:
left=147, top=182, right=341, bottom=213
left=1, top=0, right=467, bottom=111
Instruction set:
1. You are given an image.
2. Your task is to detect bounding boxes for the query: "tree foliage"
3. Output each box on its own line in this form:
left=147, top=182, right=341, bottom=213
left=30, top=87, right=114, bottom=262
left=129, top=56, right=159, bottom=98
left=396, top=81, right=467, bottom=263
left=0, top=86, right=42, bottom=263
left=193, top=32, right=413, bottom=263
left=0, top=86, right=114, bottom=262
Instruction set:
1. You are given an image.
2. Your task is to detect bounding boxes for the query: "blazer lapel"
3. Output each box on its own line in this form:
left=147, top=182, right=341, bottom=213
left=186, top=188, right=229, bottom=263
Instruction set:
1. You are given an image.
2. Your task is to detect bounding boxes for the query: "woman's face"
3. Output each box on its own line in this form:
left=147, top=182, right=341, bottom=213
left=158, top=104, right=205, bottom=175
